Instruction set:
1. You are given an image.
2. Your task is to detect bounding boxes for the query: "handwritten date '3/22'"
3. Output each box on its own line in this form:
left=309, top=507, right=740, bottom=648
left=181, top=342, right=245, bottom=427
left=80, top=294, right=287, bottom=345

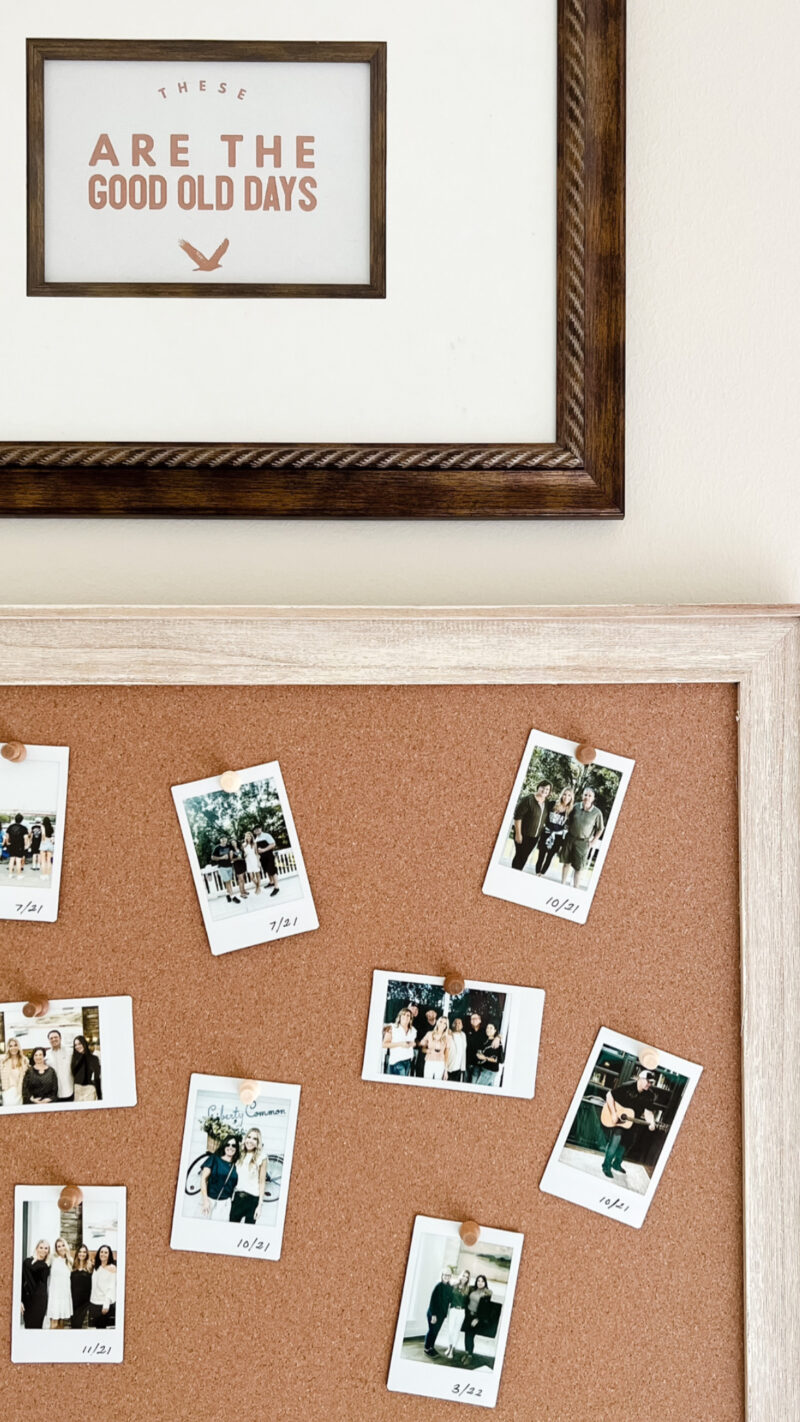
left=452, top=1383, right=483, bottom=1399
left=15, top=901, right=44, bottom=916
left=545, top=896, right=580, bottom=916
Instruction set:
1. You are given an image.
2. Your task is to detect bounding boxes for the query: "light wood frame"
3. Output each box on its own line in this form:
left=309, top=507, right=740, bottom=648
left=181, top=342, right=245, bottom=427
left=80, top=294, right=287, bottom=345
left=0, top=602, right=796, bottom=1419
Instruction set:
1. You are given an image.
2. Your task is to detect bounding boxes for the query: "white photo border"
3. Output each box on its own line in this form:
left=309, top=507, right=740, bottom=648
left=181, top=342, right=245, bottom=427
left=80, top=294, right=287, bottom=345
left=539, top=1026, right=703, bottom=1229
left=0, top=996, right=136, bottom=1117
left=362, top=971, right=545, bottom=1101
left=0, top=744, right=69, bottom=924
left=11, top=1184, right=127, bottom=1364
left=387, top=1215, right=524, bottom=1410
left=171, top=759, right=319, bottom=956
left=170, top=1071, right=301, bottom=1261
left=482, top=728, right=634, bottom=926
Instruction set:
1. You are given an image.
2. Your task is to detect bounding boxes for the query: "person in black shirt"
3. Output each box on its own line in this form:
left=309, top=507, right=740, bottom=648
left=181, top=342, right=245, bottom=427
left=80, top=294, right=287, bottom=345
left=29, top=820, right=43, bottom=870
left=21, top=1240, right=51, bottom=1328
left=465, top=1013, right=484, bottom=1083
left=72, top=1035, right=102, bottom=1102
left=424, top=1269, right=453, bottom=1356
left=5, top=813, right=29, bottom=876
left=511, top=780, right=552, bottom=871
left=70, top=1243, right=93, bottom=1328
left=253, top=825, right=281, bottom=898
left=22, top=1048, right=59, bottom=1104
left=199, top=1135, right=240, bottom=1220
left=602, top=1071, right=657, bottom=1177
left=211, top=837, right=239, bottom=904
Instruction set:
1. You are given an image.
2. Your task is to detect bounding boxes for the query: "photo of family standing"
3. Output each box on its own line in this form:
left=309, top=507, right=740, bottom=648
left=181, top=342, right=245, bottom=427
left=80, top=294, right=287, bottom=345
left=0, top=1004, right=101, bottom=1109
left=399, top=1232, right=513, bottom=1371
left=181, top=773, right=302, bottom=922
left=380, top=979, right=509, bottom=1089
left=0, top=753, right=62, bottom=888
left=501, top=742, right=623, bottom=890
left=19, top=1193, right=120, bottom=1332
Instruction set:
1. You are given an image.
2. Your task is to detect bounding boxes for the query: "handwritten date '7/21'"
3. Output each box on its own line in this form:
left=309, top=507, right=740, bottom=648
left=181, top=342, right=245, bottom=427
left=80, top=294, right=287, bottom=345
left=270, top=916, right=298, bottom=934
left=545, top=896, right=580, bottom=916
left=16, top=902, right=43, bottom=916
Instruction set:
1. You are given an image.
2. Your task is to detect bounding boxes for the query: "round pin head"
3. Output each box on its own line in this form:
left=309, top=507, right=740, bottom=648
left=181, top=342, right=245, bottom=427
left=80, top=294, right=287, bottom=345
left=58, top=1185, right=83, bottom=1211
left=640, top=1049, right=659, bottom=1071
left=219, top=770, right=241, bottom=794
left=239, top=1079, right=259, bottom=1106
left=22, top=998, right=50, bottom=1019
left=1, top=741, right=27, bottom=764
left=444, top=974, right=465, bottom=997
left=575, top=744, right=596, bottom=766
left=459, top=1219, right=481, bottom=1248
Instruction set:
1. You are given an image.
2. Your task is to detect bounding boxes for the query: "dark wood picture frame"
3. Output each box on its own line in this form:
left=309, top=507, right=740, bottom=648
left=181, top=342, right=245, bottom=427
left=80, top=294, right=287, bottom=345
left=1, top=1, right=625, bottom=519
left=26, top=38, right=387, bottom=300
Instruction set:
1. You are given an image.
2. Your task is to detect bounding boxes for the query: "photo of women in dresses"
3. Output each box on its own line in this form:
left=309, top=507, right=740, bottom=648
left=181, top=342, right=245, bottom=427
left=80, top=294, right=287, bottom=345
left=0, top=1003, right=102, bottom=1111
left=400, top=1233, right=513, bottom=1370
left=379, top=979, right=509, bottom=1090
left=19, top=1199, right=120, bottom=1331
left=183, top=1087, right=291, bottom=1229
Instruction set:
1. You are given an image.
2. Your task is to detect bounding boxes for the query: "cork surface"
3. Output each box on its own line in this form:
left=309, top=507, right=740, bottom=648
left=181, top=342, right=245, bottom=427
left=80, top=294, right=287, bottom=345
left=0, top=684, right=742, bottom=1421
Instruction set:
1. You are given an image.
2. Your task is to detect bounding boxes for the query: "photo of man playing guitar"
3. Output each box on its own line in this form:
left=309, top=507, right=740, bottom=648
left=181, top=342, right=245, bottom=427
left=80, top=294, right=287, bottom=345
left=601, top=1069, right=657, bottom=1179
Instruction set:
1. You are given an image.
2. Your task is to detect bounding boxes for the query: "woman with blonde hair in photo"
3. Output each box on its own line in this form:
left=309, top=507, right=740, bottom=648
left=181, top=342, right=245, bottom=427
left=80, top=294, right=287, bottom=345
left=421, top=1016, right=452, bottom=1082
left=242, top=831, right=263, bottom=894
left=70, top=1243, right=93, bottom=1329
left=47, top=1237, right=73, bottom=1328
left=383, top=1007, right=417, bottom=1077
left=21, top=1239, right=51, bottom=1328
left=88, top=1243, right=117, bottom=1328
left=535, top=785, right=575, bottom=880
left=230, top=1127, right=270, bottom=1225
left=39, top=816, right=55, bottom=877
left=1, top=1036, right=27, bottom=1106
left=444, top=1269, right=472, bottom=1358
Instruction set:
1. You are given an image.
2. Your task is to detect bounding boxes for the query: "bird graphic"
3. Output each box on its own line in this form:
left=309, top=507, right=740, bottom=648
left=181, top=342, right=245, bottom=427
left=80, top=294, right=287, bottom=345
left=178, top=237, right=230, bottom=272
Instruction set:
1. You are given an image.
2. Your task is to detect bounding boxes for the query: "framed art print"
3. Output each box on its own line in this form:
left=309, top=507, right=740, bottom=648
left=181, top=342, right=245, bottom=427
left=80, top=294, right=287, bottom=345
left=0, top=2, right=625, bottom=518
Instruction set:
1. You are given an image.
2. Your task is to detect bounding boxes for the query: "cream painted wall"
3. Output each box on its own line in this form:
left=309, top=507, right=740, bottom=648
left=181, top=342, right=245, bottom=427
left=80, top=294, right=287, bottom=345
left=1, top=0, right=798, bottom=607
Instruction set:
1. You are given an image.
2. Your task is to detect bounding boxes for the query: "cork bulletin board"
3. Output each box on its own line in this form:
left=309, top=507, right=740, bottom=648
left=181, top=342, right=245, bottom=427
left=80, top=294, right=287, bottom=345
left=0, top=676, right=743, bottom=1421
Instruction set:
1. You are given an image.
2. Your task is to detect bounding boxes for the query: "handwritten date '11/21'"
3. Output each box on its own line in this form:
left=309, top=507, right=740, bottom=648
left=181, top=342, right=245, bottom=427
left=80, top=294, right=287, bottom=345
left=16, top=902, right=44, bottom=916
left=270, top=916, right=298, bottom=934
left=452, top=1383, right=483, bottom=1399
left=545, top=896, right=580, bottom=917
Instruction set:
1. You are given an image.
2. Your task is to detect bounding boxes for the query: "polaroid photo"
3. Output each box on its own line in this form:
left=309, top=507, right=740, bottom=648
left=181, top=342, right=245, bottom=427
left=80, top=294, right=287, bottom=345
left=362, top=971, right=545, bottom=1100
left=172, top=759, right=318, bottom=956
left=0, top=996, right=136, bottom=1116
left=539, top=1027, right=702, bottom=1229
left=387, top=1216, right=524, bottom=1409
left=12, top=1184, right=126, bottom=1363
left=171, top=1072, right=301, bottom=1261
left=482, top=728, right=634, bottom=925
left=0, top=744, right=68, bottom=922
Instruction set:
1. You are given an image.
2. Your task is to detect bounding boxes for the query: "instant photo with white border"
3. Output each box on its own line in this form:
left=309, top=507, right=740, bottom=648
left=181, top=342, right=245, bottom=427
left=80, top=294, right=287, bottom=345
left=387, top=1215, right=524, bottom=1409
left=362, top=971, right=545, bottom=1100
left=539, top=1027, right=702, bottom=1229
left=172, top=759, right=318, bottom=956
left=0, top=744, right=69, bottom=923
left=12, top=1184, right=127, bottom=1363
left=170, top=1072, right=301, bottom=1261
left=0, top=996, right=136, bottom=1116
left=482, top=729, right=634, bottom=925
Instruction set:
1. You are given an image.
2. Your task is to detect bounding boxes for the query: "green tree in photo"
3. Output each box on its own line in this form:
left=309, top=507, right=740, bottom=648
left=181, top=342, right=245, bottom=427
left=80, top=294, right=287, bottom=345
left=514, top=746, right=622, bottom=835
left=185, top=778, right=290, bottom=868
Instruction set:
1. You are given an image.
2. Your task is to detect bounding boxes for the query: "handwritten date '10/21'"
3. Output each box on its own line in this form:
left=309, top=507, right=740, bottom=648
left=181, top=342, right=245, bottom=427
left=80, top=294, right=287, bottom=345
left=270, top=916, right=298, bottom=934
left=545, top=896, right=581, bottom=916
left=15, top=901, right=44, bottom=916
left=236, top=1237, right=271, bottom=1254
left=600, top=1195, right=630, bottom=1214
left=452, top=1383, right=483, bottom=1399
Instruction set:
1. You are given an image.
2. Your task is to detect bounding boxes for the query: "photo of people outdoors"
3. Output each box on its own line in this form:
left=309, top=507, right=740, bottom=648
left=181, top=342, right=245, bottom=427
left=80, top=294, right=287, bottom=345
left=379, top=978, right=509, bottom=1089
left=558, top=1043, right=689, bottom=1197
left=181, top=772, right=302, bottom=922
left=502, top=743, right=622, bottom=890
left=397, top=1228, right=516, bottom=1373
left=0, top=752, right=62, bottom=888
left=0, top=1003, right=101, bottom=1110
left=19, top=1191, right=120, bottom=1331
left=181, top=1087, right=292, bottom=1226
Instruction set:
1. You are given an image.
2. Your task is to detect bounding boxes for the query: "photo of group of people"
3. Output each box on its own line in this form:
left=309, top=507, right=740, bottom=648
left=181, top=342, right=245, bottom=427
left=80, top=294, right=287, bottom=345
left=388, top=1217, right=524, bottom=1408
left=12, top=1186, right=126, bottom=1363
left=0, top=745, right=68, bottom=922
left=363, top=972, right=545, bottom=1100
left=172, top=761, right=318, bottom=956
left=0, top=1003, right=101, bottom=1109
left=171, top=1075, right=301, bottom=1259
left=483, top=729, right=634, bottom=924
left=540, top=1028, right=702, bottom=1228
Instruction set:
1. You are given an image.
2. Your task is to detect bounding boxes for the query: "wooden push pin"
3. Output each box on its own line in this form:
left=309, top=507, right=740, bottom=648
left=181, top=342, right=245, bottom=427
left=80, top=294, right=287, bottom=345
left=1, top=741, right=27, bottom=764
left=575, top=743, right=596, bottom=765
left=58, top=1185, right=83, bottom=1212
left=23, top=997, right=50, bottom=1019
left=459, top=1219, right=481, bottom=1248
left=219, top=770, right=241, bottom=794
left=443, top=973, right=465, bottom=997
left=640, top=1048, right=659, bottom=1071
left=239, top=1079, right=260, bottom=1106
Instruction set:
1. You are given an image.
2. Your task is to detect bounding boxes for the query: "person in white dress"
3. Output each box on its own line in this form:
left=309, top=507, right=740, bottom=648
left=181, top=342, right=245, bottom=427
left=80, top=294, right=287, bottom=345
left=444, top=1269, right=471, bottom=1357
left=229, top=1128, right=270, bottom=1224
left=242, top=832, right=262, bottom=894
left=47, top=1238, right=73, bottom=1328
left=446, top=1019, right=468, bottom=1083
left=0, top=1037, right=27, bottom=1106
left=88, top=1244, right=116, bottom=1328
